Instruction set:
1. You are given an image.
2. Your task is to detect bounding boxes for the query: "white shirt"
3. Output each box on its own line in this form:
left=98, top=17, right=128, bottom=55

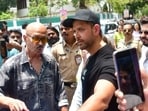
left=69, top=52, right=90, bottom=111
left=43, top=43, right=53, bottom=56
left=139, top=45, right=148, bottom=73
left=69, top=80, right=82, bottom=111
left=132, top=31, right=141, bottom=41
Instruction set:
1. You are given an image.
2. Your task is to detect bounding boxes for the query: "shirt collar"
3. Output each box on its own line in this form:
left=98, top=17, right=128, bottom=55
left=20, top=47, right=46, bottom=65
left=62, top=40, right=78, bottom=48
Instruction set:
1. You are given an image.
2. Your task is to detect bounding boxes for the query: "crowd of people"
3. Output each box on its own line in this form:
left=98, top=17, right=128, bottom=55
left=0, top=8, right=147, bottom=111
left=115, top=16, right=148, bottom=111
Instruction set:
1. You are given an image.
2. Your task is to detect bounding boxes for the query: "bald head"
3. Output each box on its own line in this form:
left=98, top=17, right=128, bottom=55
left=26, top=22, right=47, bottom=35
left=24, top=22, right=48, bottom=55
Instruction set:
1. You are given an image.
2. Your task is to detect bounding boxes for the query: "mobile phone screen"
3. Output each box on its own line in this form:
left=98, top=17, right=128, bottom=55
left=113, top=48, right=145, bottom=110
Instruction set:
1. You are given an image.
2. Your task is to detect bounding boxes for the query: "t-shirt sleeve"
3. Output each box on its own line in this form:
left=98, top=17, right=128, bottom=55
left=99, top=60, right=118, bottom=89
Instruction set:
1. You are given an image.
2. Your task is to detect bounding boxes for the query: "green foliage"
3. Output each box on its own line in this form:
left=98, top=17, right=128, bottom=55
left=54, top=0, right=69, bottom=7
left=71, top=0, right=79, bottom=8
left=102, top=3, right=108, bottom=12
left=28, top=0, right=48, bottom=17
left=141, top=4, right=148, bottom=16
left=0, top=0, right=16, bottom=13
left=85, top=0, right=98, bottom=5
left=135, top=4, right=148, bottom=18
left=0, top=0, right=146, bottom=20
left=128, top=0, right=146, bottom=14
left=0, top=0, right=9, bottom=13
left=71, top=0, right=99, bottom=9
left=107, top=0, right=129, bottom=13
left=0, top=11, right=14, bottom=20
left=107, top=0, right=147, bottom=18
left=0, top=0, right=16, bottom=20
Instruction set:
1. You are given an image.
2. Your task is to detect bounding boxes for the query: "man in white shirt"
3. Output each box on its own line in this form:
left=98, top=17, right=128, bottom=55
left=139, top=45, right=148, bottom=73
left=43, top=26, right=59, bottom=56
left=139, top=16, right=148, bottom=73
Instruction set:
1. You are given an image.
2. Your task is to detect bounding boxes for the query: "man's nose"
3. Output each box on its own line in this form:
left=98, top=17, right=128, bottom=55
left=140, top=32, right=146, bottom=39
left=14, top=37, right=18, bottom=40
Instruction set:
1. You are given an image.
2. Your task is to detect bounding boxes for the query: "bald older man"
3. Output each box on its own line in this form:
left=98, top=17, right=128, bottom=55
left=0, top=22, right=68, bottom=111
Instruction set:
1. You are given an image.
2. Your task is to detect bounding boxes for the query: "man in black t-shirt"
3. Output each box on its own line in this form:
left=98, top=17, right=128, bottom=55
left=63, top=9, right=119, bottom=111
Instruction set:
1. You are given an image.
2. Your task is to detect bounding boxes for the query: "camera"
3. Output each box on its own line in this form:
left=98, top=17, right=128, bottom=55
left=0, top=21, right=9, bottom=43
left=0, top=21, right=4, bottom=30
left=0, top=21, right=8, bottom=59
left=0, top=38, right=7, bottom=59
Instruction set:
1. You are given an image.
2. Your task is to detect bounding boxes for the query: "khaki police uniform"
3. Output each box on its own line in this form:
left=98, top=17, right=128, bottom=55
left=51, top=40, right=82, bottom=105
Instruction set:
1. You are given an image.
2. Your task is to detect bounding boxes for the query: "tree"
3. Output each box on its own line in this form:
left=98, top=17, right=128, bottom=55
left=135, top=4, right=148, bottom=18
left=28, top=0, right=48, bottom=17
left=128, top=0, right=148, bottom=16
left=107, top=0, right=129, bottom=13
left=107, top=0, right=147, bottom=17
left=141, top=4, right=148, bottom=16
left=52, top=0, right=69, bottom=7
left=71, top=0, right=100, bottom=9
left=102, top=3, right=108, bottom=12
left=0, top=0, right=16, bottom=20
left=0, top=11, right=14, bottom=20
left=0, top=0, right=16, bottom=13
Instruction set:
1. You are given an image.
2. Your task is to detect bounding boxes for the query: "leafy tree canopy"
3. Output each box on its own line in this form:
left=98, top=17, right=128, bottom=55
left=0, top=0, right=16, bottom=13
left=107, top=0, right=148, bottom=17
left=28, top=0, right=48, bottom=17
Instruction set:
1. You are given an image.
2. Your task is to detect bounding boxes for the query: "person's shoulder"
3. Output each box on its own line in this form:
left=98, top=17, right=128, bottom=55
left=1, top=52, right=22, bottom=69
left=42, top=54, right=58, bottom=67
left=52, top=41, right=62, bottom=47
left=105, top=44, right=115, bottom=51
left=42, top=53, right=56, bottom=62
left=131, top=39, right=142, bottom=47
left=51, top=41, right=63, bottom=51
left=8, top=48, right=20, bottom=57
left=114, top=31, right=118, bottom=35
left=7, top=52, right=22, bottom=62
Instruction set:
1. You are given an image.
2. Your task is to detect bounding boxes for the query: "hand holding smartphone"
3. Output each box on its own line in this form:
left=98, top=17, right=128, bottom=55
left=113, top=48, right=145, bottom=110
left=0, top=38, right=7, bottom=59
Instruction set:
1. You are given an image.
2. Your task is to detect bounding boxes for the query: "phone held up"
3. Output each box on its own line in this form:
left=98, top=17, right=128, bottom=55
left=113, top=47, right=145, bottom=110
left=0, top=38, right=7, bottom=59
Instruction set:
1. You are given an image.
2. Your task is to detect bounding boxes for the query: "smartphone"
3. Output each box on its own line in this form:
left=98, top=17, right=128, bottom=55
left=0, top=38, right=7, bottom=59
left=0, top=22, right=4, bottom=30
left=113, top=47, right=145, bottom=110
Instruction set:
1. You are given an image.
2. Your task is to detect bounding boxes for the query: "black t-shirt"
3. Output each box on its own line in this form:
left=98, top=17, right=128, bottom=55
left=81, top=44, right=119, bottom=111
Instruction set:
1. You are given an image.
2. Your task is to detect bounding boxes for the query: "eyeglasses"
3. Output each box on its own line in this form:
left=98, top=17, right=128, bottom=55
left=123, top=29, right=132, bottom=33
left=27, top=34, right=47, bottom=44
left=139, top=30, right=148, bottom=35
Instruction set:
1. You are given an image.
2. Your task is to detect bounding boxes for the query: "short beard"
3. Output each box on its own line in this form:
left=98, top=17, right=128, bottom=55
left=143, top=43, right=148, bottom=47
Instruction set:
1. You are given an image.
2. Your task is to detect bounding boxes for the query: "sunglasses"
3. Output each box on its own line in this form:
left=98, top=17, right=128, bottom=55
left=27, top=34, right=47, bottom=44
left=139, top=30, right=148, bottom=35
left=123, top=29, right=132, bottom=33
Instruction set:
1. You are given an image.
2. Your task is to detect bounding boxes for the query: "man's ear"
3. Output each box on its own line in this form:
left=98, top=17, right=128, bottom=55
left=93, top=24, right=101, bottom=35
left=23, top=35, right=27, bottom=42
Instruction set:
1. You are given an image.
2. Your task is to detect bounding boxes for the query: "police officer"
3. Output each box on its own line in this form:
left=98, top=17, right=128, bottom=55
left=51, top=21, right=82, bottom=105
